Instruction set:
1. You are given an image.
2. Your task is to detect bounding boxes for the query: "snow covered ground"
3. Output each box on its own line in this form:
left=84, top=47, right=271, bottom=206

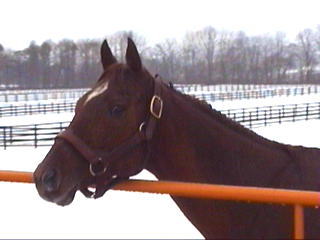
left=0, top=98, right=76, bottom=108
left=1, top=119, right=320, bottom=238
left=0, top=148, right=201, bottom=239
left=0, top=112, right=74, bottom=126
left=2, top=93, right=320, bottom=126
left=1, top=88, right=320, bottom=238
left=210, top=93, right=320, bottom=110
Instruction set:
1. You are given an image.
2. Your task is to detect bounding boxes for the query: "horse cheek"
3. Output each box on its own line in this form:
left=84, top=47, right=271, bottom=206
left=117, top=147, right=146, bottom=177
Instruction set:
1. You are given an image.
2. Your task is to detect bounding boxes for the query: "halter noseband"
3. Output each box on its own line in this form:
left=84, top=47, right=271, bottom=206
left=55, top=76, right=163, bottom=198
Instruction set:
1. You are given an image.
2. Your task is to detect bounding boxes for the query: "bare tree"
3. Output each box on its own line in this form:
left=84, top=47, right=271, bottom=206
left=108, top=31, right=147, bottom=62
left=77, top=39, right=100, bottom=87
left=215, top=31, right=235, bottom=83
left=296, top=29, right=317, bottom=82
left=196, top=26, right=218, bottom=83
left=56, top=39, right=77, bottom=87
left=182, top=32, right=204, bottom=83
left=152, top=39, right=181, bottom=81
left=1, top=27, right=320, bottom=89
left=25, top=41, right=40, bottom=88
left=0, top=44, right=5, bottom=86
left=40, top=41, right=52, bottom=87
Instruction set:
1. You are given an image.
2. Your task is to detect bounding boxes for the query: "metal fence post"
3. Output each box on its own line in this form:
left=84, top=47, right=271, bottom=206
left=9, top=126, right=13, bottom=144
left=264, top=109, right=267, bottom=126
left=294, top=204, right=304, bottom=240
left=34, top=124, right=38, bottom=148
left=2, top=127, right=6, bottom=149
left=279, top=109, right=282, bottom=124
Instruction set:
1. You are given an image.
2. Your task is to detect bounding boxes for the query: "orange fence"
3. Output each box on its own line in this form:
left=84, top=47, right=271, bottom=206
left=1, top=170, right=320, bottom=239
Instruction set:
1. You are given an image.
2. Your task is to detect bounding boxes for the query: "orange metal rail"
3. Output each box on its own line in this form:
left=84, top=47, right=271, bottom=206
left=1, top=170, right=320, bottom=239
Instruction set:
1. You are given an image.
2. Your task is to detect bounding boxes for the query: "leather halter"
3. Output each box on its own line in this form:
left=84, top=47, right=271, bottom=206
left=55, top=76, right=163, bottom=198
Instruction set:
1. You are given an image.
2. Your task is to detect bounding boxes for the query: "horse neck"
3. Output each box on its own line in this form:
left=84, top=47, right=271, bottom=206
left=146, top=85, right=291, bottom=187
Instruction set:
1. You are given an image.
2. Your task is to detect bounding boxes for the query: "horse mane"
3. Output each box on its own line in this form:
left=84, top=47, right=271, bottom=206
left=168, top=84, right=283, bottom=148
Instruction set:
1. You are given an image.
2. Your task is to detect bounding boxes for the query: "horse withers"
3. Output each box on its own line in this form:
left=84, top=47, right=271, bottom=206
left=34, top=38, right=320, bottom=239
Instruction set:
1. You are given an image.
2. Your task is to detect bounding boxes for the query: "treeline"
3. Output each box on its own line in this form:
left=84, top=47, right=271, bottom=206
left=0, top=26, right=320, bottom=89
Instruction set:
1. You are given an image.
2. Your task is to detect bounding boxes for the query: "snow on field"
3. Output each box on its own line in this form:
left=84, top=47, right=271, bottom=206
left=0, top=106, right=201, bottom=238
left=0, top=98, right=76, bottom=107
left=2, top=89, right=320, bottom=118
left=0, top=148, right=201, bottom=239
left=2, top=93, right=320, bottom=126
left=210, top=93, right=320, bottom=110
left=254, top=119, right=320, bottom=148
left=0, top=112, right=74, bottom=125
left=1, top=89, right=320, bottom=238
left=1, top=119, right=320, bottom=239
left=0, top=94, right=319, bottom=126
left=177, top=84, right=320, bottom=95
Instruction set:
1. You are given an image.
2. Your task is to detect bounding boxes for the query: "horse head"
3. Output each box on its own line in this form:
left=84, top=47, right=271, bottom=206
left=34, top=38, right=163, bottom=205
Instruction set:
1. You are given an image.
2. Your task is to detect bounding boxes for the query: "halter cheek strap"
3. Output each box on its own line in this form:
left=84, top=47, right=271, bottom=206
left=56, top=76, right=163, bottom=199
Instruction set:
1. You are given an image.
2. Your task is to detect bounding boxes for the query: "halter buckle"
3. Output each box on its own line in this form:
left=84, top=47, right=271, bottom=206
left=150, top=95, right=163, bottom=119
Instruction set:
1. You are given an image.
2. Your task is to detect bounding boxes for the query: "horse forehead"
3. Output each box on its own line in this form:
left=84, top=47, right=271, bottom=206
left=84, top=81, right=110, bottom=105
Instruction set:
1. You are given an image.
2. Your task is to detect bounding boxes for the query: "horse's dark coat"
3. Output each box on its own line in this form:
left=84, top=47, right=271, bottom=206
left=34, top=38, right=320, bottom=239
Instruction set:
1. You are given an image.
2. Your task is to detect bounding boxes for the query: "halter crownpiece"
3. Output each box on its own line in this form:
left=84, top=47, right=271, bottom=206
left=56, top=76, right=163, bottom=198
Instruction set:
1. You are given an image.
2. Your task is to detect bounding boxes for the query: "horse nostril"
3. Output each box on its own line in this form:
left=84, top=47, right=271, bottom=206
left=42, top=169, right=59, bottom=192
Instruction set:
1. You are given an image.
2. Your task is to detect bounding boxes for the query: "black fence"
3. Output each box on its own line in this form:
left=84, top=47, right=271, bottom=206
left=2, top=86, right=320, bottom=118
left=192, top=86, right=320, bottom=102
left=1, top=101, right=320, bottom=148
left=1, top=85, right=320, bottom=104
left=0, top=122, right=69, bottom=148
left=221, top=102, right=320, bottom=128
left=0, top=102, right=75, bottom=117
left=176, top=84, right=320, bottom=93
left=0, top=88, right=87, bottom=102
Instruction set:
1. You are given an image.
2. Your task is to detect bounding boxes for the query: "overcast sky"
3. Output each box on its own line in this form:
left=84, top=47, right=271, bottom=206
left=1, top=0, right=319, bottom=50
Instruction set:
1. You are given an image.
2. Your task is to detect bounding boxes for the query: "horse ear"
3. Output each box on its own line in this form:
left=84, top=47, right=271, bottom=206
left=125, top=38, right=142, bottom=72
left=101, top=39, right=117, bottom=70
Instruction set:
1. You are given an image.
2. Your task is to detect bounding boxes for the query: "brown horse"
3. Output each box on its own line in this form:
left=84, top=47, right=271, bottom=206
left=34, top=38, right=320, bottom=239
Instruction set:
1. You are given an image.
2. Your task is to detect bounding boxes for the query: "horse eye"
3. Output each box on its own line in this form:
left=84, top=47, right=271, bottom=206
left=109, top=105, right=125, bottom=117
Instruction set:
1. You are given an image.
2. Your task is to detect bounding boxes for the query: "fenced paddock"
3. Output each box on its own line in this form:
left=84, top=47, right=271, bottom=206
left=1, top=85, right=320, bottom=103
left=192, top=85, right=320, bottom=102
left=1, top=86, right=320, bottom=239
left=222, top=102, right=320, bottom=128
left=1, top=101, right=320, bottom=148
left=0, top=102, right=75, bottom=117
left=0, top=88, right=87, bottom=102
left=1, top=87, right=320, bottom=118
left=175, top=84, right=320, bottom=93
left=0, top=122, right=68, bottom=148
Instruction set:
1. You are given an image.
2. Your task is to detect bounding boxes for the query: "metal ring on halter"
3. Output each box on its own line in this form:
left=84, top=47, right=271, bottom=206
left=89, top=158, right=107, bottom=176
left=139, top=122, right=146, bottom=132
